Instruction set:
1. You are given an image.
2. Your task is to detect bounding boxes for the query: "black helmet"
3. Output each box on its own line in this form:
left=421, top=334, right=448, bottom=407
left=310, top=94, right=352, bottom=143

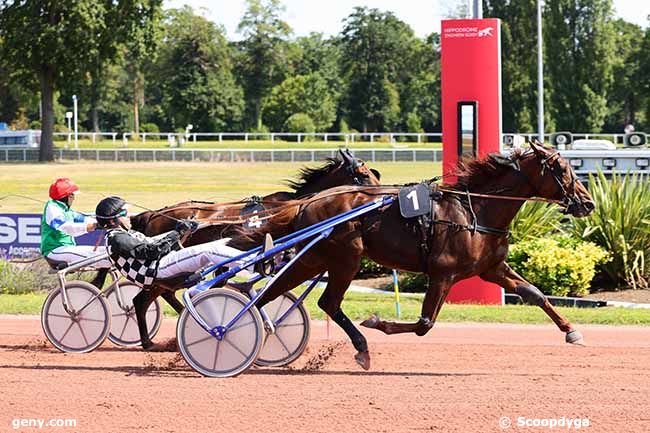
left=95, top=196, right=128, bottom=228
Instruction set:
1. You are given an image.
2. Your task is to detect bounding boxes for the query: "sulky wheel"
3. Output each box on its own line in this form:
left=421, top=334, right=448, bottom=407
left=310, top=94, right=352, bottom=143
left=255, top=292, right=310, bottom=367
left=105, top=283, right=162, bottom=347
left=41, top=281, right=111, bottom=353
left=177, top=288, right=264, bottom=378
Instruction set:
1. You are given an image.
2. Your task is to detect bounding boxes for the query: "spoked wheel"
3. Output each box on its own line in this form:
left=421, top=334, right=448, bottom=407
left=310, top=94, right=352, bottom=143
left=105, top=284, right=162, bottom=347
left=255, top=292, right=310, bottom=367
left=177, top=288, right=264, bottom=378
left=41, top=281, right=110, bottom=353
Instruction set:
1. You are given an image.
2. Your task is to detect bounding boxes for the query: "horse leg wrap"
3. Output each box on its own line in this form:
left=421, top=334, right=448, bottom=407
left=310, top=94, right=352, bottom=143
left=515, top=284, right=546, bottom=307
left=332, top=309, right=368, bottom=353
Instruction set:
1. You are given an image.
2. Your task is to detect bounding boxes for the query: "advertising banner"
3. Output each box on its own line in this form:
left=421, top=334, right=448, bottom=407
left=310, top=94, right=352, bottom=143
left=0, top=214, right=103, bottom=259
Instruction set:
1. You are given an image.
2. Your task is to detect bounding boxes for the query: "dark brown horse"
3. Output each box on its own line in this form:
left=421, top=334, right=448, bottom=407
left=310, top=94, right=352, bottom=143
left=229, top=141, right=595, bottom=369
left=129, top=148, right=381, bottom=349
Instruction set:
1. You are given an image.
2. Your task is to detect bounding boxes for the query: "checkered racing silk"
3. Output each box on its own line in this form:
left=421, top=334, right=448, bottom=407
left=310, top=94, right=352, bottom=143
left=105, top=230, right=159, bottom=288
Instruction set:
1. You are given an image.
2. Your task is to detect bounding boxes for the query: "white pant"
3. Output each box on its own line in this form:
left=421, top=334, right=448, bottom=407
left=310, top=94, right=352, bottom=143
left=156, top=239, right=247, bottom=279
left=47, top=246, right=112, bottom=269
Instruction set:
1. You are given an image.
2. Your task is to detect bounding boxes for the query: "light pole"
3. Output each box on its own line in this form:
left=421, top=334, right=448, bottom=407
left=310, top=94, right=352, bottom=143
left=72, top=95, right=79, bottom=149
left=537, top=0, right=545, bottom=143
left=65, top=111, right=73, bottom=148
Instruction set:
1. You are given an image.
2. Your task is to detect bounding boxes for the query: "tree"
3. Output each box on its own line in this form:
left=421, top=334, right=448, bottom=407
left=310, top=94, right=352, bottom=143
left=544, top=0, right=616, bottom=131
left=339, top=7, right=416, bottom=131
left=152, top=7, right=244, bottom=131
left=399, top=33, right=441, bottom=132
left=237, top=0, right=292, bottom=130
left=263, top=73, right=336, bottom=131
left=602, top=20, right=644, bottom=132
left=0, top=1, right=161, bottom=160
left=121, top=1, right=163, bottom=135
left=639, top=28, right=650, bottom=131
left=0, top=1, right=108, bottom=160
left=484, top=0, right=554, bottom=132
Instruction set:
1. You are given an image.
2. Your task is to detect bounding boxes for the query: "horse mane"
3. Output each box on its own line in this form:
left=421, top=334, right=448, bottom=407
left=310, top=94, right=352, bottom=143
left=446, top=148, right=526, bottom=190
left=285, top=158, right=341, bottom=194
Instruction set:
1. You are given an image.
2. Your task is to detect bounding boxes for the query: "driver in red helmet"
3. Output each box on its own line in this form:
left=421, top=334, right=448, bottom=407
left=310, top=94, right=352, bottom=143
left=40, top=178, right=110, bottom=268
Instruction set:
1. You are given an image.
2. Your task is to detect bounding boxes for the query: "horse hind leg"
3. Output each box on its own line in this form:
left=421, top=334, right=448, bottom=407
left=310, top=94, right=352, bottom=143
left=480, top=262, right=583, bottom=345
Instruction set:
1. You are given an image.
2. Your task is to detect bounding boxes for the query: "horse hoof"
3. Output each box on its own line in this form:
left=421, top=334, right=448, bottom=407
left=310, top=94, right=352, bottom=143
left=360, top=314, right=380, bottom=329
left=354, top=351, right=371, bottom=370
left=565, top=330, right=585, bottom=346
left=143, top=342, right=166, bottom=352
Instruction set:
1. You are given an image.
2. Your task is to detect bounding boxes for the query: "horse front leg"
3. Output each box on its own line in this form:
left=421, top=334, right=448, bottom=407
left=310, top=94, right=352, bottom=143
left=133, top=286, right=164, bottom=350
left=317, top=258, right=373, bottom=370
left=361, top=277, right=452, bottom=336
left=480, top=261, right=584, bottom=345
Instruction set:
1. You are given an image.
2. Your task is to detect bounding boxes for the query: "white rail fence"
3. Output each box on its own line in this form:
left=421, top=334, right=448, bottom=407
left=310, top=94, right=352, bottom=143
left=52, top=132, right=444, bottom=147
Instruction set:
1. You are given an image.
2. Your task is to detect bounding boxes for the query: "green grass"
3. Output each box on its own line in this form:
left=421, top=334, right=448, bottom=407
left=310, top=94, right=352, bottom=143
left=1, top=289, right=648, bottom=325
left=52, top=138, right=442, bottom=150
left=0, top=161, right=441, bottom=213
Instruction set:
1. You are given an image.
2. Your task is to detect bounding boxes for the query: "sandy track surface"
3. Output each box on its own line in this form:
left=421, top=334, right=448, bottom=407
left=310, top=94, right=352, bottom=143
left=1, top=315, right=649, bottom=433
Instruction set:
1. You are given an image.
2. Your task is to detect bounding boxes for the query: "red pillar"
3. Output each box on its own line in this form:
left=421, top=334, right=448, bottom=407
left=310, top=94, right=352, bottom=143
left=441, top=19, right=504, bottom=304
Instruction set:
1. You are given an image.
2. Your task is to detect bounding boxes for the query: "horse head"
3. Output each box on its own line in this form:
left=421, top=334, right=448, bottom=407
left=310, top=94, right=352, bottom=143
left=521, top=141, right=595, bottom=217
left=337, top=148, right=381, bottom=186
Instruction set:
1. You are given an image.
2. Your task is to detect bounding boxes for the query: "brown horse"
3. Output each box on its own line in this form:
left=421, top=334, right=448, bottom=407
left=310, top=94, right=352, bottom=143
left=229, top=141, right=595, bottom=369
left=129, top=148, right=381, bottom=349
left=129, top=148, right=381, bottom=245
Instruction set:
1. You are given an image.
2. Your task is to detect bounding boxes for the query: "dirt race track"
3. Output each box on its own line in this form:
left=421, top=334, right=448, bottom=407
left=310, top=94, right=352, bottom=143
left=1, top=315, right=649, bottom=433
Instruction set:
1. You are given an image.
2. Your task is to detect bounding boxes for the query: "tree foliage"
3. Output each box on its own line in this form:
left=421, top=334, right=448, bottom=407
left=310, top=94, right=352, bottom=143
left=340, top=7, right=417, bottom=132
left=150, top=7, right=244, bottom=131
left=545, top=0, right=616, bottom=132
left=236, top=0, right=292, bottom=130
left=263, top=73, right=336, bottom=131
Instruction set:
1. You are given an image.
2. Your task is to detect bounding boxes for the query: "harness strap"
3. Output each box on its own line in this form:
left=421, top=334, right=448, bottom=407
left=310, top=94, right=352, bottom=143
left=431, top=219, right=508, bottom=236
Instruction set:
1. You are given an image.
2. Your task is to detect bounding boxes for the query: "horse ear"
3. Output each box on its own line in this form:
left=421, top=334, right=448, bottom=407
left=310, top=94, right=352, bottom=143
left=529, top=139, right=548, bottom=157
left=370, top=168, right=382, bottom=181
left=489, top=153, right=520, bottom=171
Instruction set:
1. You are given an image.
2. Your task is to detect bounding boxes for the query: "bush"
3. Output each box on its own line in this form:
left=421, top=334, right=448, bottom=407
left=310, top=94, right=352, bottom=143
left=509, top=201, right=565, bottom=243
left=569, top=170, right=650, bottom=289
left=508, top=236, right=610, bottom=297
left=398, top=272, right=428, bottom=293
left=0, top=259, right=101, bottom=294
left=356, top=257, right=391, bottom=278
left=140, top=122, right=160, bottom=140
left=0, top=260, right=58, bottom=294
left=284, top=113, right=315, bottom=138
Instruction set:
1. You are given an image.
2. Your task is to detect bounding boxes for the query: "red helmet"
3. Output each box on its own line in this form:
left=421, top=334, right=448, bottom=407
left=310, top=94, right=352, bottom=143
left=49, top=178, right=79, bottom=200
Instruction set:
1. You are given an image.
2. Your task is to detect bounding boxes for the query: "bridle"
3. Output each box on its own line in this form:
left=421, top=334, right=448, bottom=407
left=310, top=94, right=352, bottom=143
left=536, top=150, right=583, bottom=213
left=343, top=157, right=374, bottom=186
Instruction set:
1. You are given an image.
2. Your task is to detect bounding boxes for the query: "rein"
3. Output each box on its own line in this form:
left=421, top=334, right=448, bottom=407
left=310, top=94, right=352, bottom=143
left=437, top=188, right=564, bottom=205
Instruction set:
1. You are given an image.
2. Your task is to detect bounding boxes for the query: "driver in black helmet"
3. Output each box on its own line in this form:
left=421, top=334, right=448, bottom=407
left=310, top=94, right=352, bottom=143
left=95, top=196, right=249, bottom=289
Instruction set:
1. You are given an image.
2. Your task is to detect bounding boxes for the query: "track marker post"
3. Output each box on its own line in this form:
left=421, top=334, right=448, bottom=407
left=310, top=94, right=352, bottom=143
left=392, top=269, right=401, bottom=318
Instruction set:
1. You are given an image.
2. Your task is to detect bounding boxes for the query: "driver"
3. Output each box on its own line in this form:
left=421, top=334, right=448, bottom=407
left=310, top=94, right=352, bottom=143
left=95, top=196, right=250, bottom=288
left=40, top=178, right=110, bottom=268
